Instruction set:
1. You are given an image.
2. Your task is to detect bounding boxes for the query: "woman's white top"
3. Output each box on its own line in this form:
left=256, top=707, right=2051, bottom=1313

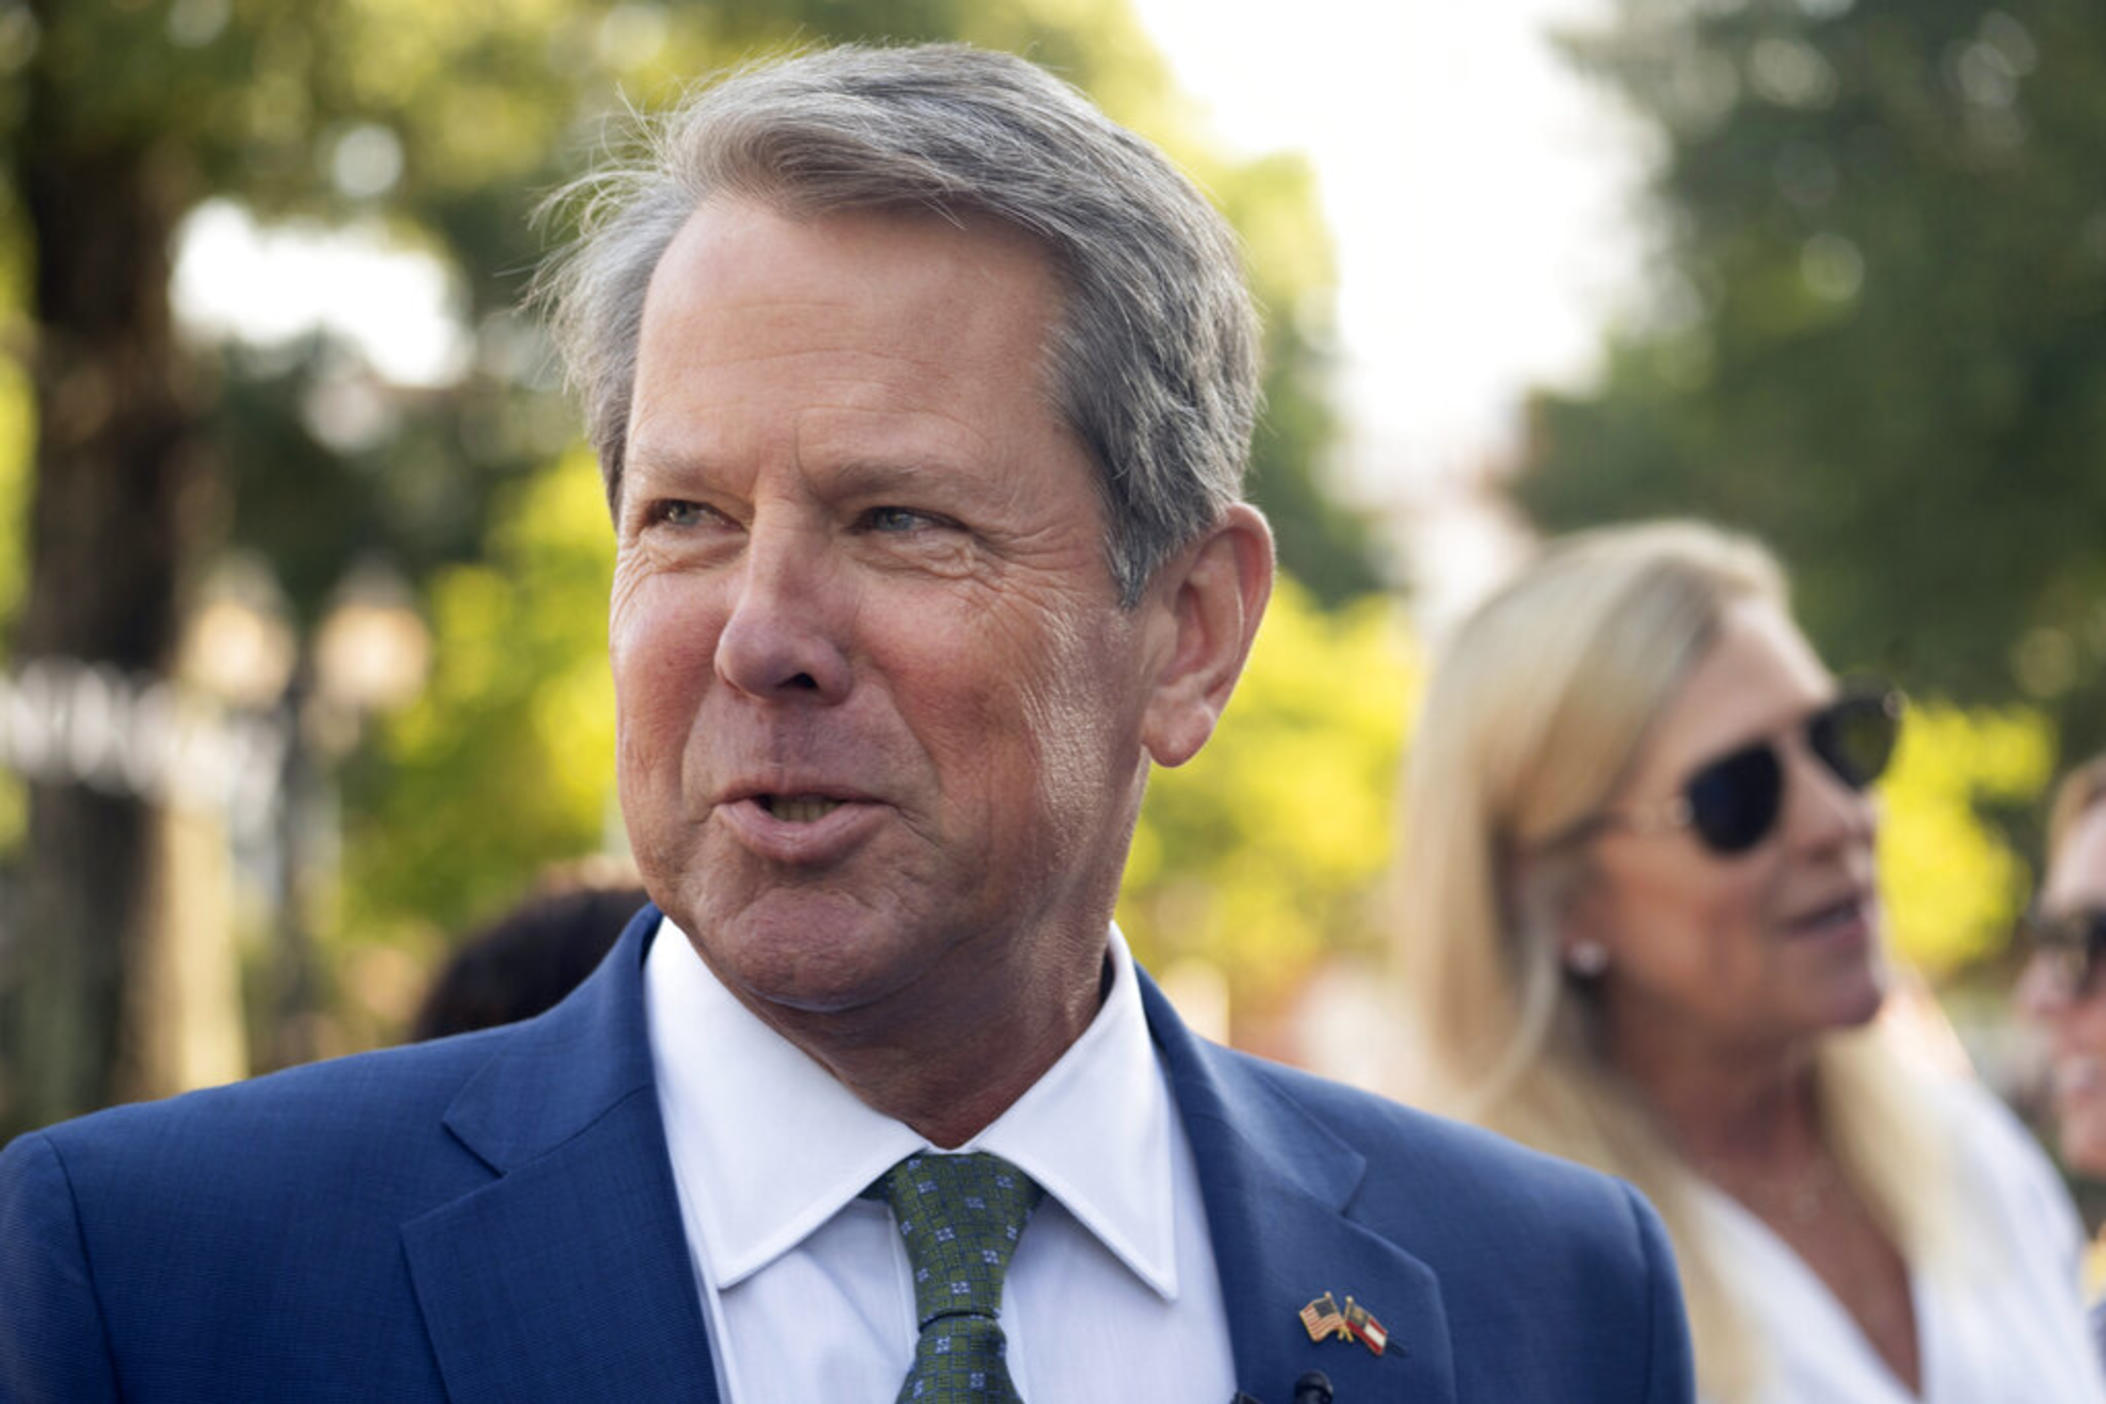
left=1696, top=1077, right=2106, bottom=1404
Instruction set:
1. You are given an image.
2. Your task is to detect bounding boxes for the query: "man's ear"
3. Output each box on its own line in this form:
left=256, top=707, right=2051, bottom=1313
left=1141, top=503, right=1274, bottom=768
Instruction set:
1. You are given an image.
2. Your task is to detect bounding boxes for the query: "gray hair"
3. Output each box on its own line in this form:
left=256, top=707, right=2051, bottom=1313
left=534, top=42, right=1261, bottom=604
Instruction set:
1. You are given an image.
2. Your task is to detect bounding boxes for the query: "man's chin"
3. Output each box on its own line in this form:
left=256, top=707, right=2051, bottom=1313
left=681, top=902, right=935, bottom=1019
left=729, top=948, right=907, bottom=1016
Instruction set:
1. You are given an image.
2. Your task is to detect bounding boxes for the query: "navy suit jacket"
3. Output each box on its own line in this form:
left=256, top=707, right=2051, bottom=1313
left=2, top=906, right=1693, bottom=1401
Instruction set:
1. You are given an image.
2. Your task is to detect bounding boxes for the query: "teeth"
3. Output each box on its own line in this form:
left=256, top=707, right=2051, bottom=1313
left=766, top=795, right=841, bottom=823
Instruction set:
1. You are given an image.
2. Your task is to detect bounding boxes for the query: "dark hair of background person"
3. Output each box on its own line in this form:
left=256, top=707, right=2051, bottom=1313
left=410, top=885, right=649, bottom=1041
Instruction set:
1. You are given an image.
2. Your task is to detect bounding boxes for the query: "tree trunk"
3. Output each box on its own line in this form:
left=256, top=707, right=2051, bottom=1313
left=1, top=31, right=207, bottom=1135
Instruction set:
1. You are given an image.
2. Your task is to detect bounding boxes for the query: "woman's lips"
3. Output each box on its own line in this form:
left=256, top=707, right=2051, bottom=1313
left=1782, top=893, right=1874, bottom=947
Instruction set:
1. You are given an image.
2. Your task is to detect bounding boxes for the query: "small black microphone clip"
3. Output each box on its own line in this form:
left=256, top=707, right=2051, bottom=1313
left=1228, top=1369, right=1335, bottom=1404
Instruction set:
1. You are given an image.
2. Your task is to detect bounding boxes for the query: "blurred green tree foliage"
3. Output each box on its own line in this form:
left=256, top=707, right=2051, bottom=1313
left=0, top=0, right=1385, bottom=1124
left=1118, top=578, right=1418, bottom=1039
left=342, top=446, right=618, bottom=950
left=1879, top=697, right=2054, bottom=977
left=1519, top=1, right=2106, bottom=763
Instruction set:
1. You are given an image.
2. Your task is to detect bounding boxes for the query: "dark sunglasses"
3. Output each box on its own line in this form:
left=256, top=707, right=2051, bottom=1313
left=2022, top=907, right=2106, bottom=998
left=1589, top=686, right=1904, bottom=856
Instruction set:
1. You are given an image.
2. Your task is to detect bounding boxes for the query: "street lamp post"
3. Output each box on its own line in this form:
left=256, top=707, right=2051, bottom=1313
left=269, top=562, right=430, bottom=1068
left=184, top=556, right=428, bottom=1072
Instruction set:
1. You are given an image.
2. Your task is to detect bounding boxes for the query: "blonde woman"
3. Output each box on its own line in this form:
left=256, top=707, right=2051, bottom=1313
left=1392, top=520, right=2103, bottom=1403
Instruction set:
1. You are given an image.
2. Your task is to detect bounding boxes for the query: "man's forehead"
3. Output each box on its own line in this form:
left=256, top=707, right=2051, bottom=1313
left=621, top=195, right=1103, bottom=519
left=633, top=201, right=1063, bottom=389
left=652, top=196, right=1059, bottom=312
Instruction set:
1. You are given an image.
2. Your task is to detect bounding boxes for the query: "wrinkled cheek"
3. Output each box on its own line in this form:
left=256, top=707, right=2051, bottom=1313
left=1015, top=680, right=1144, bottom=854
left=611, top=604, right=724, bottom=846
left=612, top=713, right=660, bottom=805
left=611, top=569, right=726, bottom=676
left=612, top=579, right=723, bottom=702
left=612, top=670, right=687, bottom=798
left=1017, top=689, right=1079, bottom=811
left=612, top=718, right=680, bottom=876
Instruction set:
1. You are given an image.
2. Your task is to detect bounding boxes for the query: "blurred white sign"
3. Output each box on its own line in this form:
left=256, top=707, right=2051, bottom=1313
left=0, top=658, right=288, bottom=836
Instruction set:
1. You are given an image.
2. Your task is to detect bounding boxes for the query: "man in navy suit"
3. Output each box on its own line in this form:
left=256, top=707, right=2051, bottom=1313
left=1, top=44, right=1694, bottom=1403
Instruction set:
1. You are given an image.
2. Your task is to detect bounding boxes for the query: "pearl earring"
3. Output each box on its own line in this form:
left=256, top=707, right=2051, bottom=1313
left=1566, top=940, right=1609, bottom=978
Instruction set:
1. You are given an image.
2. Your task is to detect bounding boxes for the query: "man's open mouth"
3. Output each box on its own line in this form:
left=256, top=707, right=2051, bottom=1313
left=759, top=794, right=844, bottom=823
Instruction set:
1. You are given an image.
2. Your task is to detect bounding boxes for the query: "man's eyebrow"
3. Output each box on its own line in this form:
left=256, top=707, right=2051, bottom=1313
left=828, top=457, right=970, bottom=497
left=619, top=447, right=997, bottom=505
left=623, top=444, right=717, bottom=482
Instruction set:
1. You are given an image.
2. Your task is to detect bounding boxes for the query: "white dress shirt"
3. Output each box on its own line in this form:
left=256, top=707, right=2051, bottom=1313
left=1697, top=1076, right=2106, bottom=1404
left=643, top=916, right=1236, bottom=1402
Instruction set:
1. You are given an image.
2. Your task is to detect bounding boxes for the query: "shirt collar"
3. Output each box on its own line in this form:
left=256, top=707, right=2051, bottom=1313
left=644, top=916, right=1180, bottom=1300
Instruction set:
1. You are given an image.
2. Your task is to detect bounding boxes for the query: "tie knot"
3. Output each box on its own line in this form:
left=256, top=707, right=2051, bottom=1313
left=870, top=1152, right=1045, bottom=1328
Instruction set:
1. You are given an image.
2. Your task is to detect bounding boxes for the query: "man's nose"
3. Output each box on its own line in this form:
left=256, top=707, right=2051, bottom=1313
left=713, top=522, right=853, bottom=703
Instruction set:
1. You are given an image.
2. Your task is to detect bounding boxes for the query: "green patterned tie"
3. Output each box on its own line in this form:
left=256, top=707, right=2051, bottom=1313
left=869, top=1152, right=1046, bottom=1402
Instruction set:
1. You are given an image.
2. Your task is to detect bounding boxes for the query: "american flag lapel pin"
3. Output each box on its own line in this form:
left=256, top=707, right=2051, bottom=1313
left=1298, top=1291, right=1349, bottom=1343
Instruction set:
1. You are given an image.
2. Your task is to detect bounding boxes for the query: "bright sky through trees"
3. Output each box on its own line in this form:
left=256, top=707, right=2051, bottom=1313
left=175, top=3, right=1643, bottom=493
left=1126, top=0, right=1646, bottom=492
left=173, top=200, right=472, bottom=387
left=167, top=0, right=1647, bottom=626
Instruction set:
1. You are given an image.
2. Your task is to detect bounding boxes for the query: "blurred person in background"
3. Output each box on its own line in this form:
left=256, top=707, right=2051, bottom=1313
left=409, top=866, right=649, bottom=1041
left=1391, top=520, right=2104, bottom=1404
left=2018, top=752, right=2106, bottom=1363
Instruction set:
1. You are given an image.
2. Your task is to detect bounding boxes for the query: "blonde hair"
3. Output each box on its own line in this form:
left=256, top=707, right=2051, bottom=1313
left=1391, top=520, right=1950, bottom=1403
left=2048, top=753, right=2106, bottom=864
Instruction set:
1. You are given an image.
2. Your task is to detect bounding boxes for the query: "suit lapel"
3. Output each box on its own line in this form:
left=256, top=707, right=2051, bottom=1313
left=402, top=906, right=720, bottom=1404
left=397, top=916, right=1463, bottom=1403
left=1142, top=972, right=1459, bottom=1404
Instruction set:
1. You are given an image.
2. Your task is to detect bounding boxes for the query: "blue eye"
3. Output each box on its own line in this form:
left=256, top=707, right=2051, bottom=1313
left=866, top=506, right=935, bottom=533
left=655, top=500, right=713, bottom=527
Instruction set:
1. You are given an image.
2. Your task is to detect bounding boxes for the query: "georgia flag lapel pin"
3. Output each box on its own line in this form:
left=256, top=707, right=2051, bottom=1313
left=1341, top=1296, right=1389, bottom=1356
